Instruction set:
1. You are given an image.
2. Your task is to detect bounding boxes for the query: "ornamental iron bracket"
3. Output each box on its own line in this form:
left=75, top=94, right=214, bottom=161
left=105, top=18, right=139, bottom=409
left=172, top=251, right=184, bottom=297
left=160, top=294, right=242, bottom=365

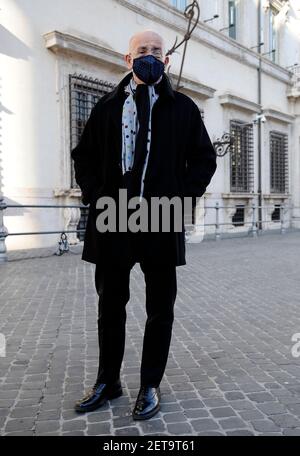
left=213, top=132, right=235, bottom=157
left=214, top=117, right=263, bottom=157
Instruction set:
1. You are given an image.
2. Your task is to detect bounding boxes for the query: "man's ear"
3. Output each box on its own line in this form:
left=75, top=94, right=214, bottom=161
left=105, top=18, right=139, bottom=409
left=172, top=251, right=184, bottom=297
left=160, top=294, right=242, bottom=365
left=124, top=54, right=133, bottom=69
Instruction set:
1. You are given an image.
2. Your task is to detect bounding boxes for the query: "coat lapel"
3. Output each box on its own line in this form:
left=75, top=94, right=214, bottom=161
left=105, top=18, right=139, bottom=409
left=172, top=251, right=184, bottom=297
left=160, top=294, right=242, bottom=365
left=103, top=71, right=175, bottom=168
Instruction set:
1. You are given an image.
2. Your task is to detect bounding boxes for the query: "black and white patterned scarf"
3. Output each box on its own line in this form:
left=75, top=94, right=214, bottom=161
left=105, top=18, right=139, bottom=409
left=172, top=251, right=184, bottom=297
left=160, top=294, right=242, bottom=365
left=122, top=76, right=161, bottom=201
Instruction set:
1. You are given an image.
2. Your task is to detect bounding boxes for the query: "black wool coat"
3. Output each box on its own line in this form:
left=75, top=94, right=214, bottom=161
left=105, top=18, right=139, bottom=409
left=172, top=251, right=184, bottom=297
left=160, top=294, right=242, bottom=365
left=71, top=71, right=217, bottom=267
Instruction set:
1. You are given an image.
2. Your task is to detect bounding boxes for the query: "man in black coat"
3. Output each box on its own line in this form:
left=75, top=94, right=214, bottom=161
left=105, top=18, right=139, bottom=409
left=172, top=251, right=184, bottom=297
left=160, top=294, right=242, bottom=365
left=72, top=29, right=217, bottom=420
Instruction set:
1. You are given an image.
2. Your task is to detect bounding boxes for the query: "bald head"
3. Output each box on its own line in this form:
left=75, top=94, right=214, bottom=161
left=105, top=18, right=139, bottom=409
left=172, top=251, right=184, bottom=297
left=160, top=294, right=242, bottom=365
left=128, top=29, right=166, bottom=55
left=124, top=29, right=169, bottom=84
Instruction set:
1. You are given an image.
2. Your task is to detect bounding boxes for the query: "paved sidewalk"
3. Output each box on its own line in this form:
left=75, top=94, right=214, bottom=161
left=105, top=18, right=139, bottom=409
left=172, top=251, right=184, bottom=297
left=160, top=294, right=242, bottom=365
left=0, top=231, right=300, bottom=436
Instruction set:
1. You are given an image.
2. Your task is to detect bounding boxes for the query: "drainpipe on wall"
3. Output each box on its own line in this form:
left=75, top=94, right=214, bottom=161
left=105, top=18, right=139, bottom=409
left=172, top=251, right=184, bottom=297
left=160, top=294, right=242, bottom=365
left=257, top=0, right=263, bottom=230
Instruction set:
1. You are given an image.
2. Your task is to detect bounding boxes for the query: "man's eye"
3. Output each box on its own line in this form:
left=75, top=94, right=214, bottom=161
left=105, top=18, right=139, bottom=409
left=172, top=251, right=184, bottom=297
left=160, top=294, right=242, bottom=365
left=137, top=50, right=161, bottom=57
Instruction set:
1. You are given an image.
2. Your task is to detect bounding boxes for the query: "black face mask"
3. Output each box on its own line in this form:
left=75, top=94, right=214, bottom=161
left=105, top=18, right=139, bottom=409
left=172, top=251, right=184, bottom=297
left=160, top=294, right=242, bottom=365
left=132, top=54, right=165, bottom=85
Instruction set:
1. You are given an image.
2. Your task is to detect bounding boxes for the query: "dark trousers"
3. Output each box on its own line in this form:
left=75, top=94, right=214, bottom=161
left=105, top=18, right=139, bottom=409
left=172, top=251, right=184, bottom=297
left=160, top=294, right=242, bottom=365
left=94, top=238, right=177, bottom=388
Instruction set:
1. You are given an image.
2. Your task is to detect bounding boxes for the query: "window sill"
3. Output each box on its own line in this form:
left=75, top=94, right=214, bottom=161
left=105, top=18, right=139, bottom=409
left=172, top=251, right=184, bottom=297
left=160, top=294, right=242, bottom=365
left=53, top=188, right=82, bottom=198
left=222, top=193, right=258, bottom=199
left=264, top=193, right=291, bottom=199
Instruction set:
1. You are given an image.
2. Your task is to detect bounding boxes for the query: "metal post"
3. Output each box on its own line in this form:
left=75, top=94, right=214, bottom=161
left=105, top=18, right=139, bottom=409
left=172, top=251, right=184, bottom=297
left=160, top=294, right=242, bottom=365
left=280, top=203, right=286, bottom=234
left=0, top=195, right=8, bottom=263
left=251, top=202, right=258, bottom=237
left=215, top=202, right=220, bottom=241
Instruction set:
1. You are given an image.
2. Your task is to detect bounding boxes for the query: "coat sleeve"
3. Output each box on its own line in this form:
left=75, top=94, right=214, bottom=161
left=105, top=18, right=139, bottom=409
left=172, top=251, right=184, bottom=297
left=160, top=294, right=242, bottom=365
left=71, top=105, right=99, bottom=206
left=184, top=102, right=217, bottom=205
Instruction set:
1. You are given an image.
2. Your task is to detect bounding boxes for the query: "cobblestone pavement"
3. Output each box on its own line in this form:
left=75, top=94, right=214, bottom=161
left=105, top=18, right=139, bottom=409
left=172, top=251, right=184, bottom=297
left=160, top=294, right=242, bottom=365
left=0, top=230, right=300, bottom=436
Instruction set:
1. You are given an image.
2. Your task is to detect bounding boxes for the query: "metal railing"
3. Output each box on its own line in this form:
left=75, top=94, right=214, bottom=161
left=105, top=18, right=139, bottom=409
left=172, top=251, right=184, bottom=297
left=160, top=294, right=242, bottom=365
left=0, top=198, right=299, bottom=263
left=0, top=201, right=87, bottom=262
left=187, top=202, right=297, bottom=241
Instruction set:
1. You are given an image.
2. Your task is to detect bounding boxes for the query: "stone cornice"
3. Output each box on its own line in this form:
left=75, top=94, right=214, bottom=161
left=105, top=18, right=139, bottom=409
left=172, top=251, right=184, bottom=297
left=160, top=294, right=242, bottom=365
left=44, top=30, right=126, bottom=72
left=263, top=108, right=295, bottom=124
left=114, top=0, right=293, bottom=86
left=43, top=30, right=215, bottom=99
left=222, top=193, right=258, bottom=199
left=219, top=93, right=261, bottom=113
left=170, top=74, right=215, bottom=100
left=263, top=193, right=291, bottom=199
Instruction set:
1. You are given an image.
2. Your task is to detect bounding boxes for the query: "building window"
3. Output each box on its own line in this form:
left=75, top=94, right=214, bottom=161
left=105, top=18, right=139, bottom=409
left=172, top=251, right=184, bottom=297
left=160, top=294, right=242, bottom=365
left=268, top=7, right=277, bottom=63
left=230, top=120, right=254, bottom=193
left=271, top=204, right=281, bottom=222
left=228, top=0, right=237, bottom=39
left=232, top=205, right=245, bottom=226
left=69, top=74, right=115, bottom=189
left=170, top=0, right=187, bottom=11
left=270, top=131, right=288, bottom=193
left=268, top=8, right=277, bottom=62
left=69, top=73, right=116, bottom=239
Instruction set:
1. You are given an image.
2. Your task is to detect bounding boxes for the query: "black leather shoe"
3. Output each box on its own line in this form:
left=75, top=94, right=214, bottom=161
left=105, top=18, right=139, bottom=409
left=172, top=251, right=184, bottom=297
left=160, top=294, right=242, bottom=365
left=75, top=380, right=123, bottom=413
left=132, top=386, right=161, bottom=420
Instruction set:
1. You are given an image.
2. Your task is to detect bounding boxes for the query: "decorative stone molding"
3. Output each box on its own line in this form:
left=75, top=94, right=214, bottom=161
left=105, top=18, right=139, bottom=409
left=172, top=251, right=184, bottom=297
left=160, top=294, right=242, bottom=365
left=114, top=0, right=292, bottom=86
left=287, top=87, right=300, bottom=100
left=262, top=109, right=295, bottom=124
left=263, top=193, right=291, bottom=199
left=287, top=64, right=300, bottom=99
left=54, top=187, right=82, bottom=199
left=63, top=207, right=82, bottom=245
left=186, top=198, right=206, bottom=243
left=263, top=0, right=290, bottom=12
left=263, top=195, right=291, bottom=229
left=170, top=74, right=215, bottom=100
left=44, top=30, right=215, bottom=100
left=219, top=93, right=261, bottom=113
left=44, top=30, right=127, bottom=72
left=244, top=205, right=253, bottom=220
left=54, top=188, right=85, bottom=244
left=225, top=205, right=237, bottom=220
left=222, top=193, right=258, bottom=199
left=264, top=202, right=280, bottom=227
left=222, top=195, right=256, bottom=232
left=262, top=201, right=280, bottom=230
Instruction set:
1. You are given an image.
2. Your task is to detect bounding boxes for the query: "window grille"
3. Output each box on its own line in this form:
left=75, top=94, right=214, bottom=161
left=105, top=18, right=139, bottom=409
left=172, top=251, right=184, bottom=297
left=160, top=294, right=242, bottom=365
left=228, top=0, right=237, bottom=39
left=271, top=204, right=281, bottom=222
left=232, top=205, right=245, bottom=226
left=69, top=73, right=116, bottom=238
left=270, top=131, right=288, bottom=194
left=268, top=7, right=277, bottom=63
left=230, top=120, right=254, bottom=193
left=170, top=0, right=187, bottom=11
left=69, top=73, right=116, bottom=189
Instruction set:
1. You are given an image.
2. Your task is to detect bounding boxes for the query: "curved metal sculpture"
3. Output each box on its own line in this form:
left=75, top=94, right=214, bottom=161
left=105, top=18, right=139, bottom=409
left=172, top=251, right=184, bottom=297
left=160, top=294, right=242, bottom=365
left=166, top=1, right=200, bottom=91
left=165, top=1, right=237, bottom=159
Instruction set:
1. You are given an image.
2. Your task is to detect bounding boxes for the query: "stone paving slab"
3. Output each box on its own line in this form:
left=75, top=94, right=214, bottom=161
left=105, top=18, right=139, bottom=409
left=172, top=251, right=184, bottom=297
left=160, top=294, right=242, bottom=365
left=0, top=230, right=300, bottom=435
